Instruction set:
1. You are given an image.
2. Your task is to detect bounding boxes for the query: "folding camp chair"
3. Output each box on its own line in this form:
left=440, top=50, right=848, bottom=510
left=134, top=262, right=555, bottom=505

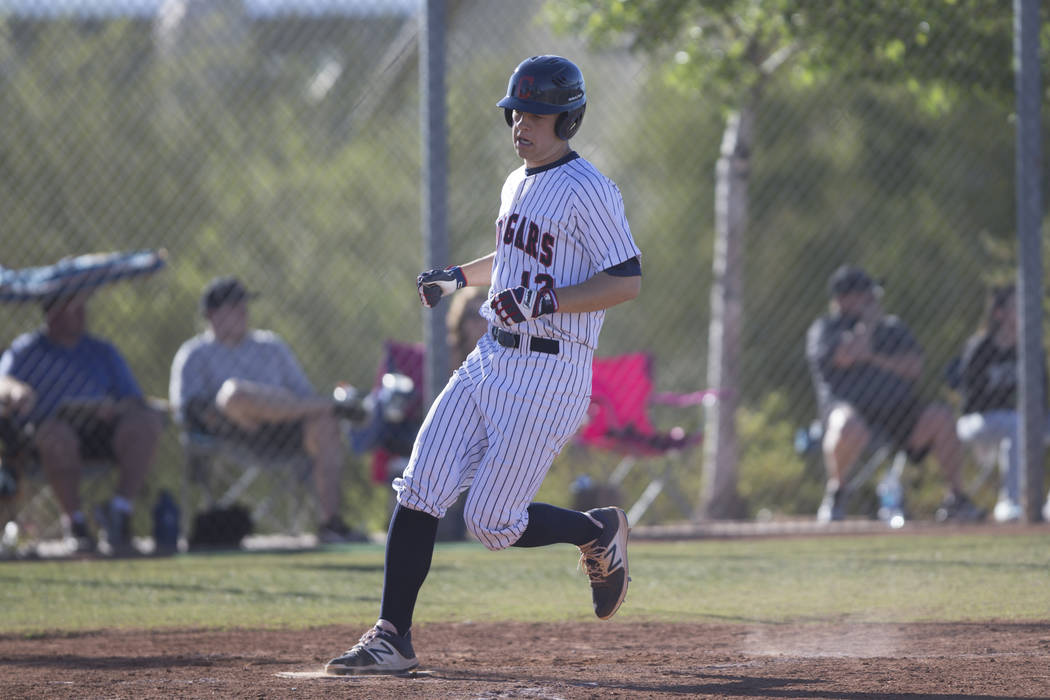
left=179, top=428, right=318, bottom=543
left=577, top=353, right=712, bottom=525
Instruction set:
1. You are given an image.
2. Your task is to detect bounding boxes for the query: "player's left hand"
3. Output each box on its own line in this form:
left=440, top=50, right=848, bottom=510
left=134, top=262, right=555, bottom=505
left=417, top=266, right=466, bottom=308
left=490, top=286, right=558, bottom=326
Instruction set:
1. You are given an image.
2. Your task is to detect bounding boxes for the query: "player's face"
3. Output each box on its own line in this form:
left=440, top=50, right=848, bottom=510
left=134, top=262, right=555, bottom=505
left=511, top=110, right=570, bottom=168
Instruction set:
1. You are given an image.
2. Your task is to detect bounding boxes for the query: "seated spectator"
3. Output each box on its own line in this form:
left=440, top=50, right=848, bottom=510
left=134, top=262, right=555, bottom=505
left=956, top=284, right=1049, bottom=522
left=805, top=265, right=982, bottom=522
left=169, top=276, right=365, bottom=543
left=0, top=291, right=163, bottom=553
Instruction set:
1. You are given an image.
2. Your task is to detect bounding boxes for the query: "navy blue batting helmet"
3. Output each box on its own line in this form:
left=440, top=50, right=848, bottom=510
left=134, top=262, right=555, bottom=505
left=497, top=55, right=587, bottom=140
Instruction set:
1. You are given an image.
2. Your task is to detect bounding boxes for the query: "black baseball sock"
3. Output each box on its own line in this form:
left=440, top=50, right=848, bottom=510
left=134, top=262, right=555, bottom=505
left=511, top=502, right=602, bottom=548
left=379, top=504, right=439, bottom=636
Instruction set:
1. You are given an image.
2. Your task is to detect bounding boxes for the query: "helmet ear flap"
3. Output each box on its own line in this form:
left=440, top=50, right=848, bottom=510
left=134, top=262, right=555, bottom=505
left=504, top=104, right=586, bottom=140
left=555, top=105, right=586, bottom=140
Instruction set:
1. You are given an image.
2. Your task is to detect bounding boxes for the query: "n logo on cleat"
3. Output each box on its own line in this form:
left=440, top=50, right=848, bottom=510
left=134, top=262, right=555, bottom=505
left=606, top=544, right=623, bottom=572
left=369, top=642, right=397, bottom=662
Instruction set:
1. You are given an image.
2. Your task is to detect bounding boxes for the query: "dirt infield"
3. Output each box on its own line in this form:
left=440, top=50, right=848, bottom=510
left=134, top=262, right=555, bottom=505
left=2, top=620, right=1048, bottom=698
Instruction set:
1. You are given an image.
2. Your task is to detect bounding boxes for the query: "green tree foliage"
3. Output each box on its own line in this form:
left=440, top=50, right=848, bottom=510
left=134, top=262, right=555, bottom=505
left=547, top=1, right=1050, bottom=107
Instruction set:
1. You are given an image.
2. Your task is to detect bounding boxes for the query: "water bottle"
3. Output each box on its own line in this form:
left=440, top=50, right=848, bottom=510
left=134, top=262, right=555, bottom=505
left=1, top=520, right=18, bottom=552
left=876, top=471, right=905, bottom=529
left=152, top=489, right=180, bottom=554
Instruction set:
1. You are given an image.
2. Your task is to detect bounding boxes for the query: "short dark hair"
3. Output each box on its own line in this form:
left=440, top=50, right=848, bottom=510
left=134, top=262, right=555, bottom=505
left=41, top=291, right=86, bottom=314
left=200, top=276, right=257, bottom=315
left=828, top=265, right=880, bottom=297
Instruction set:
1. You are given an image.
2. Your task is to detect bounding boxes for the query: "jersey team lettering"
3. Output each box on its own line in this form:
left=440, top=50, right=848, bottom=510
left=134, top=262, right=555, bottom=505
left=498, top=213, right=555, bottom=266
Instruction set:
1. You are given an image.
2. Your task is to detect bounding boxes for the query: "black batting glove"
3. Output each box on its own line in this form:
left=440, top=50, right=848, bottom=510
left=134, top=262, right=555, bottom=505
left=417, top=266, right=466, bottom=308
left=490, top=286, right=558, bottom=326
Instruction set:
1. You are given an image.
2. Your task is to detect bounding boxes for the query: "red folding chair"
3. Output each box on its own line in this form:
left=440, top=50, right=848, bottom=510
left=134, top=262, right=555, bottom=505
left=578, top=353, right=715, bottom=524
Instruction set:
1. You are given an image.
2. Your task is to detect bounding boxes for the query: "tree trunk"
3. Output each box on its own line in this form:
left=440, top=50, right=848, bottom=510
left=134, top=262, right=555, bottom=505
left=697, top=105, right=753, bottom=521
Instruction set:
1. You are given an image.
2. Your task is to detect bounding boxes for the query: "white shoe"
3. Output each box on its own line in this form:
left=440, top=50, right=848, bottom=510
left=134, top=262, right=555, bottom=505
left=325, top=625, right=418, bottom=675
left=993, top=499, right=1022, bottom=523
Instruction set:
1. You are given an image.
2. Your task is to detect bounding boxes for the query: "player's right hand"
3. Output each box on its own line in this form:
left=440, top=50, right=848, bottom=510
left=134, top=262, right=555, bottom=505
left=490, top=286, right=558, bottom=326
left=417, top=266, right=466, bottom=308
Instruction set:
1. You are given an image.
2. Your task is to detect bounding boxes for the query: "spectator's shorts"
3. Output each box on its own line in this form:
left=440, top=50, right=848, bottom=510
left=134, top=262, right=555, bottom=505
left=74, top=416, right=119, bottom=461
left=838, top=396, right=931, bottom=464
left=1, top=412, right=117, bottom=463
left=185, top=396, right=304, bottom=456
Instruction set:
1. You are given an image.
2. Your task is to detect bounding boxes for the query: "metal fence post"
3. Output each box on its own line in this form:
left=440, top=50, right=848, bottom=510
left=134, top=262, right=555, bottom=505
left=420, top=0, right=450, bottom=407
left=1014, top=0, right=1044, bottom=521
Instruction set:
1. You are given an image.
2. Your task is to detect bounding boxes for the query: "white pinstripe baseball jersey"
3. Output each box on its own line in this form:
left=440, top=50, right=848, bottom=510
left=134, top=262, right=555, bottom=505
left=395, top=150, right=640, bottom=550
left=478, top=151, right=641, bottom=350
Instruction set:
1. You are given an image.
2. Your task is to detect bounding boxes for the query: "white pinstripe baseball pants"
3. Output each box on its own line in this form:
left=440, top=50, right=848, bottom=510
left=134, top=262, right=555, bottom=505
left=393, top=330, right=592, bottom=550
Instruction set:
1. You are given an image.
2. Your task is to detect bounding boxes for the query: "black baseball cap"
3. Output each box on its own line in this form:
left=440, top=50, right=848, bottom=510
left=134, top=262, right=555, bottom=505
left=200, top=276, right=257, bottom=314
left=828, top=265, right=883, bottom=297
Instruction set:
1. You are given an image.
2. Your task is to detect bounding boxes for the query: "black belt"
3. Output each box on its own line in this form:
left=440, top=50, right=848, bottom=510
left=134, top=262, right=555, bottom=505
left=491, top=327, right=559, bottom=355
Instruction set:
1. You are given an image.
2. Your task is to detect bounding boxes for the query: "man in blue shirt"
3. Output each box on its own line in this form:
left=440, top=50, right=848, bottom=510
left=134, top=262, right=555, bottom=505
left=0, top=291, right=162, bottom=553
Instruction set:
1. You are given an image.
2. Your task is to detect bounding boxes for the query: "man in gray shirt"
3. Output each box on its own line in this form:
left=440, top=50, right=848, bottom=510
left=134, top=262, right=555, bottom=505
left=169, top=276, right=365, bottom=543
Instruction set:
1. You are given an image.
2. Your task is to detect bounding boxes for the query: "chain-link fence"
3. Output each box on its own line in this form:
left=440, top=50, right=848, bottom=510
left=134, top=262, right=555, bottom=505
left=0, top=0, right=1045, bottom=550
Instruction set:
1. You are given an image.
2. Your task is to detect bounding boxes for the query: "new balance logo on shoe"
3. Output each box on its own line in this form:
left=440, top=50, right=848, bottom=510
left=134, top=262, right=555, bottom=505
left=604, top=543, right=623, bottom=573
left=369, top=641, right=397, bottom=662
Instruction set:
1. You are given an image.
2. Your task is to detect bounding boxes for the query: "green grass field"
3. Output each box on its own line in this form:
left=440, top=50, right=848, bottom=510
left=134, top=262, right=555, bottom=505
left=1, top=533, right=1047, bottom=635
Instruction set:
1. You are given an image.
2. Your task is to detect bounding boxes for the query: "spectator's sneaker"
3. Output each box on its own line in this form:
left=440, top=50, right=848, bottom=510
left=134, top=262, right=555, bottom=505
left=61, top=515, right=95, bottom=554
left=993, top=498, right=1022, bottom=523
left=94, top=503, right=134, bottom=556
left=579, top=507, right=630, bottom=620
left=318, top=516, right=368, bottom=544
left=816, top=487, right=846, bottom=523
left=935, top=492, right=986, bottom=523
left=332, top=384, right=370, bottom=423
left=325, top=625, right=418, bottom=675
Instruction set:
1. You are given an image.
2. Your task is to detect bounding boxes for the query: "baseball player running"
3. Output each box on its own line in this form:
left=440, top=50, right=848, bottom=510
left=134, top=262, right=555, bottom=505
left=325, top=55, right=642, bottom=676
